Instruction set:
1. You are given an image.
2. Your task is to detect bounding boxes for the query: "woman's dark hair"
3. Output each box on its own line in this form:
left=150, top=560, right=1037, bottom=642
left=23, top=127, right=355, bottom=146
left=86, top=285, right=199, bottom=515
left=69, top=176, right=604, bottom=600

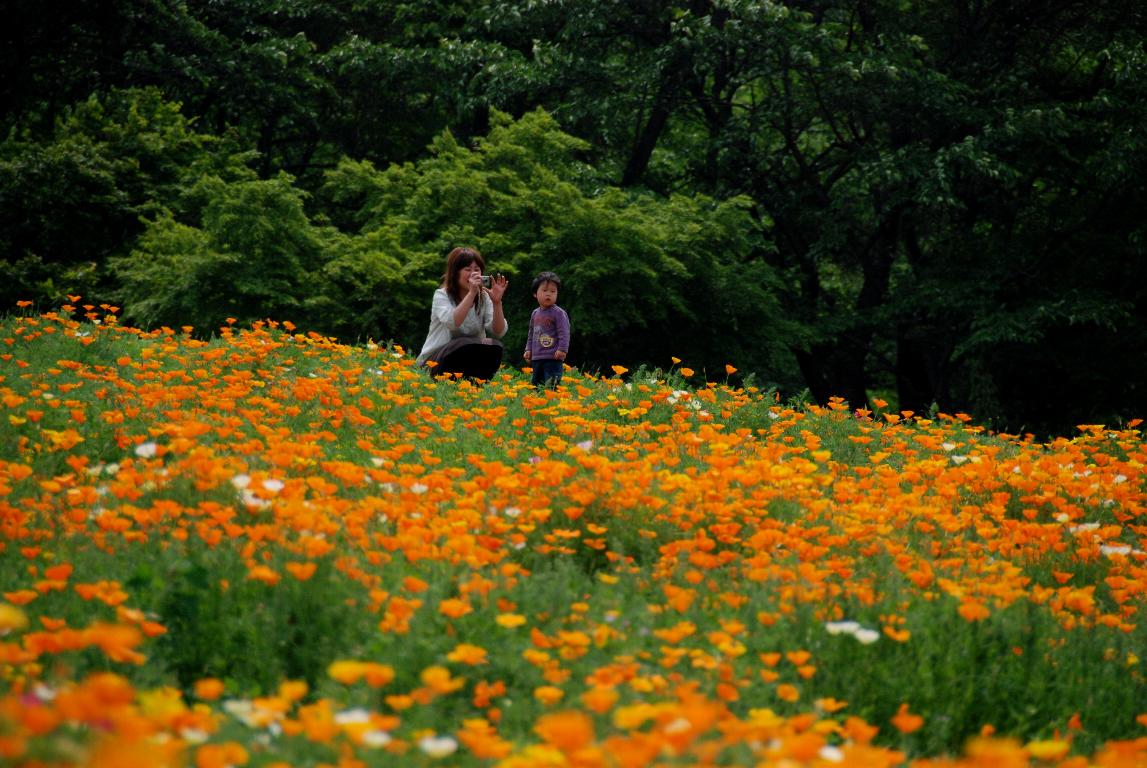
left=531, top=271, right=561, bottom=293
left=443, top=247, right=486, bottom=309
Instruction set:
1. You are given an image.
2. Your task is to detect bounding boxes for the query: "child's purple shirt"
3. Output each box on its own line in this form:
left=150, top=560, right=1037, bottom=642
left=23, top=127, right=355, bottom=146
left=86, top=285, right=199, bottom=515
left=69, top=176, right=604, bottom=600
left=524, top=305, right=570, bottom=360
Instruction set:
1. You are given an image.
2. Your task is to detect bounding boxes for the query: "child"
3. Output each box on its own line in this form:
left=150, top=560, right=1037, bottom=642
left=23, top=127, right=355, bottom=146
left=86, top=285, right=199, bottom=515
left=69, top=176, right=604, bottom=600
left=523, top=271, right=570, bottom=388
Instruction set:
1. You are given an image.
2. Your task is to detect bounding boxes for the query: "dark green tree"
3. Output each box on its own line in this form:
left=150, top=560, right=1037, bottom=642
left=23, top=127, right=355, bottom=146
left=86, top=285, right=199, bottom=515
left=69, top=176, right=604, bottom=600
left=513, top=0, right=1147, bottom=431
left=0, top=88, right=235, bottom=309
left=1, top=0, right=207, bottom=133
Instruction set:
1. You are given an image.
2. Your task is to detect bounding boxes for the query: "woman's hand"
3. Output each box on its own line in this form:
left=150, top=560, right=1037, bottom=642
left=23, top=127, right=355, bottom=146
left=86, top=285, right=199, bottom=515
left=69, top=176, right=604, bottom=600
left=466, top=270, right=484, bottom=296
left=488, top=274, right=508, bottom=304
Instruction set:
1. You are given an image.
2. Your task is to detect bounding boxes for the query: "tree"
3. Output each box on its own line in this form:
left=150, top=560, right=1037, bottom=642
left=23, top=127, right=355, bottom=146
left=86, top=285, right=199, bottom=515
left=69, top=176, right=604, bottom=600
left=111, top=172, right=336, bottom=334
left=0, top=88, right=232, bottom=309
left=592, top=0, right=1147, bottom=431
left=1, top=0, right=207, bottom=133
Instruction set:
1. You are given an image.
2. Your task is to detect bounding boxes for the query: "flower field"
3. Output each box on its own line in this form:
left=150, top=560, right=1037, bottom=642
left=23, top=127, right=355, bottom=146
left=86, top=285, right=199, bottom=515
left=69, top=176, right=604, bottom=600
left=1, top=304, right=1145, bottom=768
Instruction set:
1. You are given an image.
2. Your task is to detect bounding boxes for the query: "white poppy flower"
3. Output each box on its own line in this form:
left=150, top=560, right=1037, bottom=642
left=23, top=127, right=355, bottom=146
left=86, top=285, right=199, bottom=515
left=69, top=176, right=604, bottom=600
left=418, top=735, right=458, bottom=758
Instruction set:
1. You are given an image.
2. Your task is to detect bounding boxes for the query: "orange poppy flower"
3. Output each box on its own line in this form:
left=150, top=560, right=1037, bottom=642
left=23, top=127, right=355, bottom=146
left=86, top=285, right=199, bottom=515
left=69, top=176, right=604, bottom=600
left=891, top=703, right=924, bottom=734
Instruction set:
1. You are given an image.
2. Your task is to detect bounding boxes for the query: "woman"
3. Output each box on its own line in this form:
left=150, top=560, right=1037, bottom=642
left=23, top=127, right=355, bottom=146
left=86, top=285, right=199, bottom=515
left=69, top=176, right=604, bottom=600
left=416, top=247, right=509, bottom=379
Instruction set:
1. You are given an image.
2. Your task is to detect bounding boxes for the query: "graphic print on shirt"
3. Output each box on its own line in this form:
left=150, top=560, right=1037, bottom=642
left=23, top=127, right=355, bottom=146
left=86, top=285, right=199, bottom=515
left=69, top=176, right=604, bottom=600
left=533, top=314, right=558, bottom=349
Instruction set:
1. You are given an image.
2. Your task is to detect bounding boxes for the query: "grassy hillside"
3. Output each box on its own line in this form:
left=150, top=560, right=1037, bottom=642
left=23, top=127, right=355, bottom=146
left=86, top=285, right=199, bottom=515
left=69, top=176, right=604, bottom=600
left=1, top=303, right=1145, bottom=767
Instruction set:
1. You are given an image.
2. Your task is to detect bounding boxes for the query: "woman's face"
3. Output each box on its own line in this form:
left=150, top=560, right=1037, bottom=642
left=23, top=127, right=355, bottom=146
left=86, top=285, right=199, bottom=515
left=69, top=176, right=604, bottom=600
left=457, top=259, right=483, bottom=290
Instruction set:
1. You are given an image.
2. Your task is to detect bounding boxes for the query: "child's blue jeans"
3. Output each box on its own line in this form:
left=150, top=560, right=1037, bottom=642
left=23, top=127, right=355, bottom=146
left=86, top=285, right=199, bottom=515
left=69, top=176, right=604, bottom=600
left=531, top=359, right=563, bottom=388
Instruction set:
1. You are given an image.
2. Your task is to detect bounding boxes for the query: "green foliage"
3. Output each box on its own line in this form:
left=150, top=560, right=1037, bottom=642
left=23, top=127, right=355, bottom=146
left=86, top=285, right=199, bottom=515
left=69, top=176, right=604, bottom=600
left=793, top=597, right=1144, bottom=754
left=156, top=551, right=369, bottom=694
left=111, top=173, right=334, bottom=334
left=0, top=88, right=234, bottom=309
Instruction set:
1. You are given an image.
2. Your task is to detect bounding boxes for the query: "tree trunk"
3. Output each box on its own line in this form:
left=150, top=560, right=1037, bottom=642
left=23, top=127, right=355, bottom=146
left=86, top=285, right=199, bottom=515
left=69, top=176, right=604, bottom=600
left=621, top=94, right=673, bottom=187
left=621, top=35, right=695, bottom=187
left=895, top=331, right=951, bottom=414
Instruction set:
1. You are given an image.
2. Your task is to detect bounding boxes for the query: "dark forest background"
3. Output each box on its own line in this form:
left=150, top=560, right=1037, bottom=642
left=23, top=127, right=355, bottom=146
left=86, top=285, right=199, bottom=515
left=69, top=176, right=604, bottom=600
left=3, top=0, right=1145, bottom=436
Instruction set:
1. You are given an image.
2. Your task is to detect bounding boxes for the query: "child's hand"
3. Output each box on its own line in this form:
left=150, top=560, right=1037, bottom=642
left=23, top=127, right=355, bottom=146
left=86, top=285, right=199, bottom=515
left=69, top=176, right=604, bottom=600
left=554, top=351, right=566, bottom=361
left=523, top=351, right=531, bottom=361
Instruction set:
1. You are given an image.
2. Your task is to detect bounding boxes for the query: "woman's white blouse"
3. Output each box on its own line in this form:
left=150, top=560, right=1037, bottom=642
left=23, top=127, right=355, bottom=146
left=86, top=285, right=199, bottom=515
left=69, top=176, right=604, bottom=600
left=416, top=288, right=507, bottom=364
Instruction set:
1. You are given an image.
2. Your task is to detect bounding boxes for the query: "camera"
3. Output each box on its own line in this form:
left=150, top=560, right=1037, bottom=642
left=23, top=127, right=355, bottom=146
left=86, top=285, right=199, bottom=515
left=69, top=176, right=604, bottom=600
left=481, top=275, right=493, bottom=289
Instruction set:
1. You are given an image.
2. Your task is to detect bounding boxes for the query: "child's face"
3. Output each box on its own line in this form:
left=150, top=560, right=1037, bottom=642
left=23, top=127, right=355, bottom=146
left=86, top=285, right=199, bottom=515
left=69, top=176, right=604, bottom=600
left=534, top=281, right=559, bottom=308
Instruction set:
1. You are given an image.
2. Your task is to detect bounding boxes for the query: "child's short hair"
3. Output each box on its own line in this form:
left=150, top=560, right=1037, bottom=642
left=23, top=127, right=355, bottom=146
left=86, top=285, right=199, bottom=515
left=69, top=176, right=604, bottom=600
left=531, top=271, right=562, bottom=293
